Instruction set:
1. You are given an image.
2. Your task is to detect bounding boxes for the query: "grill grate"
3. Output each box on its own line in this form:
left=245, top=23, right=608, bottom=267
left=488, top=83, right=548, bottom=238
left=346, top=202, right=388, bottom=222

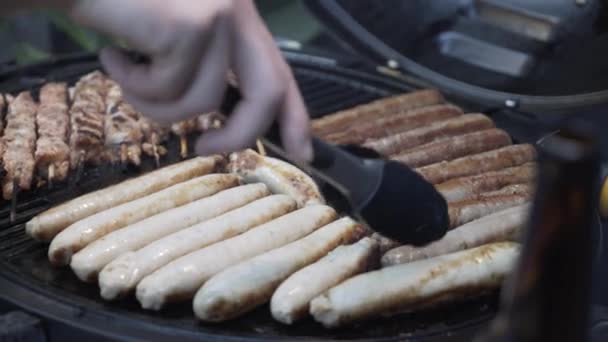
left=0, top=55, right=498, bottom=341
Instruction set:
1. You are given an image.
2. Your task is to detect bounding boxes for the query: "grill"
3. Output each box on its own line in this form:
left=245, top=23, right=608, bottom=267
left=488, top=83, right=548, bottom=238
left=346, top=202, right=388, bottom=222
left=0, top=50, right=591, bottom=341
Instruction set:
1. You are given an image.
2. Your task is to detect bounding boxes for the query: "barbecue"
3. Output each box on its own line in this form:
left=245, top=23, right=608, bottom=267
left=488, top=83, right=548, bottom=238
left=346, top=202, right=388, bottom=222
left=0, top=53, right=564, bottom=341
left=11, top=71, right=533, bottom=327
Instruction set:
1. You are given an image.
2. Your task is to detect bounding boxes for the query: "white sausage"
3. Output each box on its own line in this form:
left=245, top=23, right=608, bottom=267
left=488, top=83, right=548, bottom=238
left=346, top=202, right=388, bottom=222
left=98, top=194, right=296, bottom=300
left=310, top=242, right=519, bottom=328
left=26, top=156, right=222, bottom=241
left=48, top=173, right=239, bottom=266
left=228, top=149, right=324, bottom=207
left=71, top=183, right=269, bottom=282
left=271, top=237, right=378, bottom=324
left=193, top=217, right=365, bottom=322
left=382, top=204, right=529, bottom=266
left=136, top=205, right=337, bottom=310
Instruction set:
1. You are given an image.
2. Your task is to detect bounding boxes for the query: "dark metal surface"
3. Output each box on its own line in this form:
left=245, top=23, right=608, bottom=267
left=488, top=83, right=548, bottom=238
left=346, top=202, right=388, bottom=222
left=304, top=0, right=608, bottom=112
left=0, top=53, right=502, bottom=342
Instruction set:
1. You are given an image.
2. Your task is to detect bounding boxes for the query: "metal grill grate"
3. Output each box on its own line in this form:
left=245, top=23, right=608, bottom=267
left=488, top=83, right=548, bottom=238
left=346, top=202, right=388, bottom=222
left=0, top=54, right=497, bottom=342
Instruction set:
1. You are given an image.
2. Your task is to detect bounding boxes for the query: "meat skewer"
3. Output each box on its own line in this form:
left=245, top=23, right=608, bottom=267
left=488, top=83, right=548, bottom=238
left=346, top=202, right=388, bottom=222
left=382, top=204, right=529, bottom=266
left=324, top=104, right=463, bottom=145
left=416, top=144, right=537, bottom=184
left=312, top=89, right=445, bottom=136
left=2, top=92, right=37, bottom=204
left=363, top=113, right=495, bottom=156
left=104, top=81, right=144, bottom=166
left=35, top=83, right=70, bottom=186
left=69, top=71, right=108, bottom=171
left=436, top=163, right=537, bottom=202
left=391, top=129, right=512, bottom=168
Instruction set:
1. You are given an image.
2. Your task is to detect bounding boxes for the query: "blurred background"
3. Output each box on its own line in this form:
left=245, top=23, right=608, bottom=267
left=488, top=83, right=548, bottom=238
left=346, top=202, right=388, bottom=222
left=0, top=1, right=322, bottom=69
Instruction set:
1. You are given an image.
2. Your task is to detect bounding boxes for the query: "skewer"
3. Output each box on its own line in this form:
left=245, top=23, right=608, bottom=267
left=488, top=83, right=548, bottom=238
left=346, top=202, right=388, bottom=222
left=75, top=151, right=85, bottom=184
left=256, top=139, right=267, bottom=156
left=48, top=164, right=55, bottom=189
left=180, top=130, right=188, bottom=159
left=120, top=143, right=128, bottom=165
left=152, top=141, right=160, bottom=168
left=9, top=172, right=19, bottom=223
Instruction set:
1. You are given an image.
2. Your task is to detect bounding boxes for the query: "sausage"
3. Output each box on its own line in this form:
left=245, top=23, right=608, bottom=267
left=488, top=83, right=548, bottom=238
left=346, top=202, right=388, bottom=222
left=228, top=149, right=324, bottom=207
left=382, top=204, right=529, bottom=266
left=371, top=233, right=402, bottom=255
left=193, top=217, right=365, bottom=322
left=48, top=173, right=239, bottom=266
left=465, top=183, right=534, bottom=202
left=312, top=90, right=444, bottom=136
left=324, top=105, right=463, bottom=145
left=416, top=144, right=536, bottom=184
left=270, top=237, right=378, bottom=324
left=136, top=205, right=337, bottom=310
left=391, top=129, right=512, bottom=168
left=99, top=194, right=296, bottom=300
left=26, top=156, right=222, bottom=241
left=436, top=163, right=537, bottom=202
left=448, top=194, right=529, bottom=228
left=310, top=242, right=520, bottom=328
left=363, top=113, right=495, bottom=156
left=71, top=183, right=269, bottom=282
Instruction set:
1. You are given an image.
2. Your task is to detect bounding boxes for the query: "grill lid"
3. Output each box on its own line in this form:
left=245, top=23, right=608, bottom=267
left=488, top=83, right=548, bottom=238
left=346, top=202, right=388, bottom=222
left=304, top=0, right=608, bottom=112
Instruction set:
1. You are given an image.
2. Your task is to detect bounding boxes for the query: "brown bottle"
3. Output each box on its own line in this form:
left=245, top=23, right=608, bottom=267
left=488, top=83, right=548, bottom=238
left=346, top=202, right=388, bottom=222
left=477, top=126, right=600, bottom=342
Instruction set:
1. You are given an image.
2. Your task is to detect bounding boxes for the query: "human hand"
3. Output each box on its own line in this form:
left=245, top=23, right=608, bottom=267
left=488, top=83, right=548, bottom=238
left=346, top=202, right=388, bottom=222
left=71, top=0, right=313, bottom=162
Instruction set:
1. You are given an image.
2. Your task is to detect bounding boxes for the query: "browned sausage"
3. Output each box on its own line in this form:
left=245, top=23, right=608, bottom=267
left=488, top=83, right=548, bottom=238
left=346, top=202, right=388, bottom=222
left=312, top=90, right=444, bottom=136
left=436, top=163, right=537, bottom=202
left=382, top=204, right=529, bottom=266
left=363, top=113, right=495, bottom=156
left=416, top=144, right=536, bottom=184
left=324, top=105, right=463, bottom=145
left=466, top=183, right=534, bottom=202
left=370, top=233, right=402, bottom=255
left=391, top=129, right=512, bottom=168
left=448, top=193, right=529, bottom=228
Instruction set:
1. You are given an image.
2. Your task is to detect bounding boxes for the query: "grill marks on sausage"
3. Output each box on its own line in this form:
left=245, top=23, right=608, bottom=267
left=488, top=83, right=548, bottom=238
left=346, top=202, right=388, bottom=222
left=312, top=89, right=445, bottom=136
left=324, top=105, right=463, bottom=145
left=416, top=144, right=537, bottom=184
left=391, top=129, right=512, bottom=168
left=363, top=113, right=496, bottom=156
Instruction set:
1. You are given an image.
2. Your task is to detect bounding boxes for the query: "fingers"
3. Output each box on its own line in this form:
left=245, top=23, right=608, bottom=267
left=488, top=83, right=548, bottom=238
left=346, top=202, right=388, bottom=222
left=279, top=80, right=313, bottom=162
left=118, top=21, right=231, bottom=124
left=195, top=9, right=287, bottom=156
left=100, top=46, right=201, bottom=103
